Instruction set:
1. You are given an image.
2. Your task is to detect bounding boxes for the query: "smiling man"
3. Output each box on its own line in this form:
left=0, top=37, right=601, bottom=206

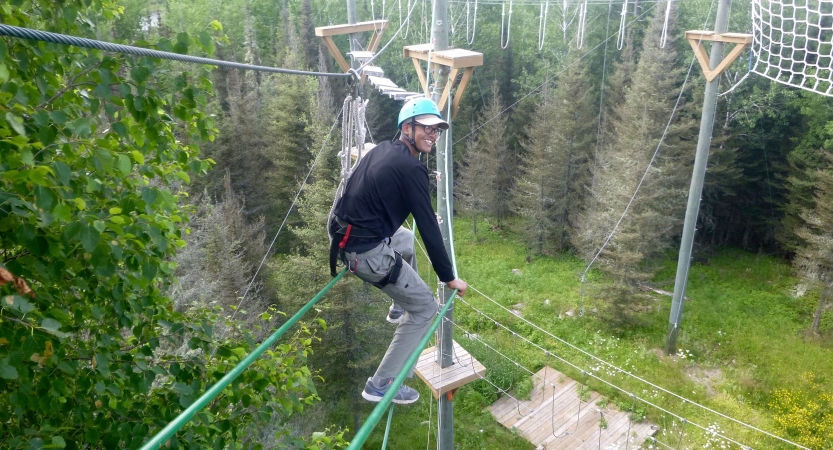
left=328, top=97, right=468, bottom=405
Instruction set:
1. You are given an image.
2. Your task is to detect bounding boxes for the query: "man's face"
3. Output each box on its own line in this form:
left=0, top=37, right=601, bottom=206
left=404, top=121, right=442, bottom=155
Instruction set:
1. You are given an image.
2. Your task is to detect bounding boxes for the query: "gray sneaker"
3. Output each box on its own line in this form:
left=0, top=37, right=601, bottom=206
left=386, top=305, right=404, bottom=324
left=361, top=377, right=420, bottom=404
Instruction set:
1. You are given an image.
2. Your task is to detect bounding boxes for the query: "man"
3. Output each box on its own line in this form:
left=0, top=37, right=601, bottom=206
left=329, top=98, right=468, bottom=404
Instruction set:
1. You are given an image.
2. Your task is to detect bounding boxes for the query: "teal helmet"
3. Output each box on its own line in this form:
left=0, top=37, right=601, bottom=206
left=397, top=97, right=448, bottom=130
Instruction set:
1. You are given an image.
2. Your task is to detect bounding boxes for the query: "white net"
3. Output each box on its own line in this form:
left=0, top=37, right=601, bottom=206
left=752, top=0, right=833, bottom=96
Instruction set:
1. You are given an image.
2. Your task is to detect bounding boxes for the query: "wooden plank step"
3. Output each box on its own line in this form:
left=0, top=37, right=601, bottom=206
left=347, top=50, right=374, bottom=62
left=414, top=340, right=486, bottom=399
left=488, top=367, right=659, bottom=450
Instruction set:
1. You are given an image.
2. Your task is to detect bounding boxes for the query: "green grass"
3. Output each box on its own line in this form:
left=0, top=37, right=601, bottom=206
left=347, top=216, right=833, bottom=449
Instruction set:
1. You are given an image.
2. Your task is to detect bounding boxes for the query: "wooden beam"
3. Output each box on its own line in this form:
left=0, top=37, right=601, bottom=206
left=321, top=36, right=350, bottom=72
left=688, top=39, right=713, bottom=80
left=438, top=67, right=459, bottom=113
left=708, top=40, right=749, bottom=81
left=367, top=30, right=384, bottom=54
left=314, top=20, right=388, bottom=37
left=685, top=30, right=753, bottom=44
left=452, top=67, right=474, bottom=119
left=412, top=57, right=428, bottom=94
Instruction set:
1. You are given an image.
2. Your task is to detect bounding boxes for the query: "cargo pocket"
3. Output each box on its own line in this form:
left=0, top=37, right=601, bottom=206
left=365, top=247, right=397, bottom=276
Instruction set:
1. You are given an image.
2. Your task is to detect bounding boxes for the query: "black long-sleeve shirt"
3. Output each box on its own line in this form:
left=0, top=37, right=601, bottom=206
left=330, top=139, right=455, bottom=282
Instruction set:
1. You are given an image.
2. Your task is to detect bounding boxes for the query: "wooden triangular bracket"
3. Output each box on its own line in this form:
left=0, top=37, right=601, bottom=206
left=402, top=44, right=483, bottom=119
left=685, top=30, right=753, bottom=82
left=315, top=20, right=389, bottom=73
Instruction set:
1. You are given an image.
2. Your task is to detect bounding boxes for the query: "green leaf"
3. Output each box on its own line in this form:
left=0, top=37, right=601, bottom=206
left=51, top=436, right=66, bottom=448
left=175, top=171, right=190, bottom=183
left=141, top=187, right=158, bottom=209
left=0, top=63, right=9, bottom=83
left=2, top=295, right=36, bottom=314
left=210, top=20, right=223, bottom=31
left=41, top=318, right=61, bottom=332
left=117, top=154, right=131, bottom=175
left=5, top=112, right=25, bottom=136
left=95, top=353, right=110, bottom=377
left=52, top=161, right=71, bottom=185
left=69, top=117, right=91, bottom=137
left=130, top=150, right=144, bottom=164
left=34, top=185, right=57, bottom=212
left=80, top=225, right=100, bottom=253
left=0, top=357, right=18, bottom=379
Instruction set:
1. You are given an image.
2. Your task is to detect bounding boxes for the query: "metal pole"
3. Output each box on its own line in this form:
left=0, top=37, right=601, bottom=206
left=430, top=0, right=454, bottom=448
left=346, top=0, right=360, bottom=70
left=666, top=0, right=731, bottom=355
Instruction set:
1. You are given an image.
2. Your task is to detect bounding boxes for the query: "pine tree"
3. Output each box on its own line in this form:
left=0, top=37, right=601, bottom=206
left=794, top=157, right=833, bottom=334
left=574, top=35, right=637, bottom=262
left=581, top=2, right=696, bottom=326
left=513, top=90, right=557, bottom=253
left=460, top=81, right=515, bottom=227
left=457, top=130, right=493, bottom=240
left=546, top=52, right=596, bottom=251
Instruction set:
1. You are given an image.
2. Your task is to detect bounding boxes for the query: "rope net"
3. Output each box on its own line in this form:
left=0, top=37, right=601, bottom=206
left=752, top=0, right=833, bottom=96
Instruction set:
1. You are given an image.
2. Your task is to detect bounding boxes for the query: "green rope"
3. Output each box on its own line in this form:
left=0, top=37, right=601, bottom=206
left=347, top=290, right=458, bottom=449
left=140, top=269, right=349, bottom=450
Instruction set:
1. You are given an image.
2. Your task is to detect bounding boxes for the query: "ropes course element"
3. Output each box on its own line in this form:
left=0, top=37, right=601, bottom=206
left=0, top=24, right=353, bottom=79
left=576, top=0, right=588, bottom=49
left=500, top=0, right=514, bottom=49
left=454, top=1, right=660, bottom=147
left=460, top=286, right=811, bottom=449
left=466, top=0, right=479, bottom=45
left=400, top=0, right=411, bottom=39
left=328, top=95, right=367, bottom=244
left=616, top=0, right=628, bottom=49
left=538, top=1, right=550, bottom=50
left=659, top=0, right=673, bottom=48
left=752, top=0, right=833, bottom=97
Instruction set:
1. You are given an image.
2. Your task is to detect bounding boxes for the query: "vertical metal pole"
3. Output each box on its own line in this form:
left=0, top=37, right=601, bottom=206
left=346, top=0, right=360, bottom=70
left=666, top=0, right=731, bottom=355
left=430, top=0, right=454, bottom=448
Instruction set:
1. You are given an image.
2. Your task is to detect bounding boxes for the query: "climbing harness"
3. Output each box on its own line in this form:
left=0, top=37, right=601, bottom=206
left=576, top=0, right=588, bottom=49
left=500, top=0, right=513, bottom=49
left=466, top=0, right=478, bottom=46
left=617, top=0, right=628, bottom=50
left=660, top=0, right=672, bottom=48
left=538, top=1, right=549, bottom=50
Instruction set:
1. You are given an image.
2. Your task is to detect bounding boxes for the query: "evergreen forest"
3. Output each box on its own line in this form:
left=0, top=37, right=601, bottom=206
left=1, top=0, right=833, bottom=448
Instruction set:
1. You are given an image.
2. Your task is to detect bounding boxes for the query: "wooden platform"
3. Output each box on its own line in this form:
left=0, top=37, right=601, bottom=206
left=402, top=44, right=483, bottom=119
left=489, top=367, right=658, bottom=450
left=315, top=20, right=388, bottom=73
left=685, top=30, right=753, bottom=82
left=414, top=340, right=486, bottom=399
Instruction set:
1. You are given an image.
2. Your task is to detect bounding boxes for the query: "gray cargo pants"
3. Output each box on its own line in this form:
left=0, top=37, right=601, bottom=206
left=343, top=226, right=437, bottom=379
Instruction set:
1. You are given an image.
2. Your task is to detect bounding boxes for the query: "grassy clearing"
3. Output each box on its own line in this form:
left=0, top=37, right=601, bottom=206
left=343, top=216, right=833, bottom=449
left=415, top=216, right=832, bottom=448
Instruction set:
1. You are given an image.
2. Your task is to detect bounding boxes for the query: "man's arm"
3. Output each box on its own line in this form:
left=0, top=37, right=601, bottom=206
left=406, top=166, right=456, bottom=283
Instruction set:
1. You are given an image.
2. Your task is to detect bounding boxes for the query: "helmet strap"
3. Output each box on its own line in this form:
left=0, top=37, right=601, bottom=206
left=407, top=116, right=417, bottom=149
